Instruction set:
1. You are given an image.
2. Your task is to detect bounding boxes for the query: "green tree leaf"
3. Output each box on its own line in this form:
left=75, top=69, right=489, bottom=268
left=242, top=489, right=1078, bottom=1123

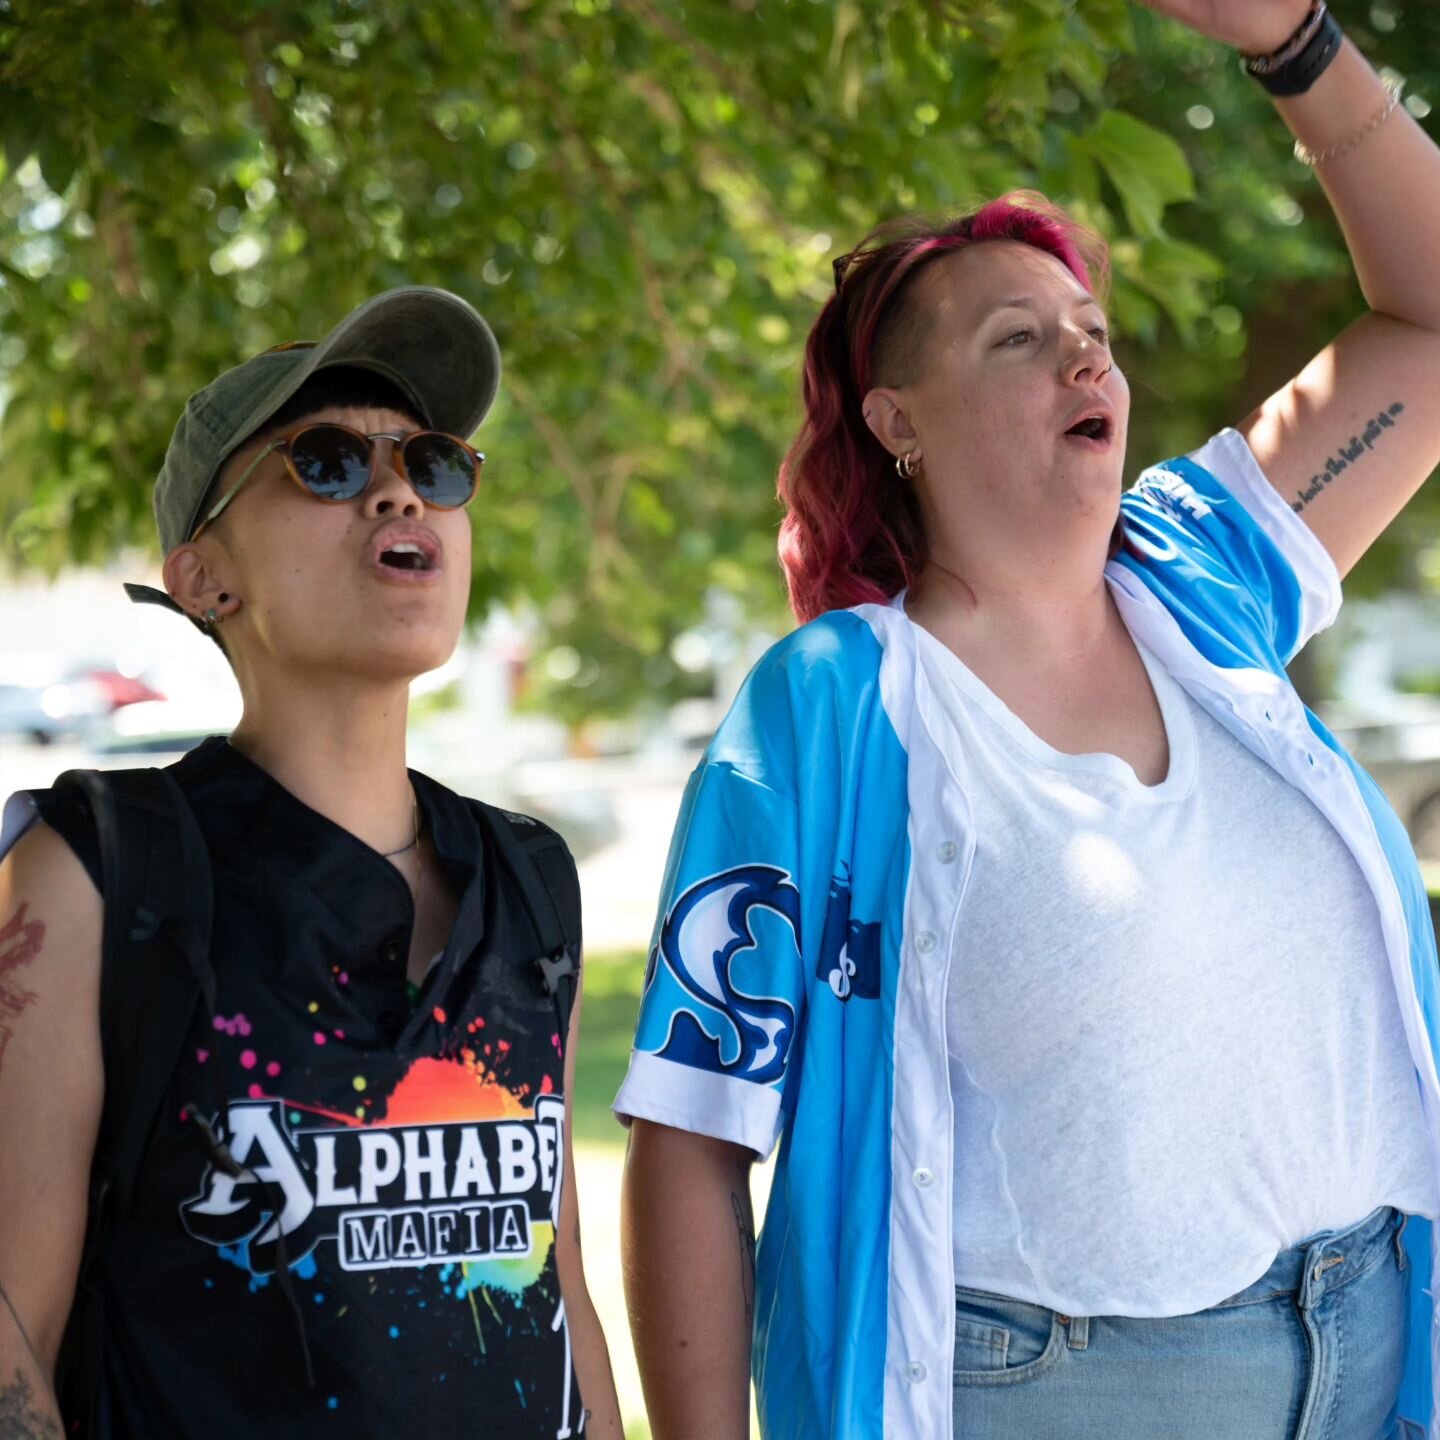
left=1079, top=108, right=1196, bottom=237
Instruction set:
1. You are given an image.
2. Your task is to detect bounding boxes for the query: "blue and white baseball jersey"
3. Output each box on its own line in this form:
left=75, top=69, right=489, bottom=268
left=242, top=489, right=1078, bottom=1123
left=614, top=428, right=1440, bottom=1440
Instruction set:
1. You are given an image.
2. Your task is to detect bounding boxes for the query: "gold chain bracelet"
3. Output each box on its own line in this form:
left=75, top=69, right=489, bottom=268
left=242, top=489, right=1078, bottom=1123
left=1294, top=77, right=1405, bottom=167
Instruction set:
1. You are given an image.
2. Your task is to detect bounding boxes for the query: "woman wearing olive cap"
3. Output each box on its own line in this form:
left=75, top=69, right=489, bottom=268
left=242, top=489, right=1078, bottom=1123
left=0, top=289, right=623, bottom=1437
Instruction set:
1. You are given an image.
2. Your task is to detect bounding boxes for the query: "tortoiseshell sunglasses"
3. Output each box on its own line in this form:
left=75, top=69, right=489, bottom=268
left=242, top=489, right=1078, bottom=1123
left=191, top=422, right=484, bottom=541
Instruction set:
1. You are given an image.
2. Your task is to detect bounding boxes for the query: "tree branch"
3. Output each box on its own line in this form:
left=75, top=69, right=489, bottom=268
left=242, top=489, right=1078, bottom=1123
left=504, top=371, right=599, bottom=518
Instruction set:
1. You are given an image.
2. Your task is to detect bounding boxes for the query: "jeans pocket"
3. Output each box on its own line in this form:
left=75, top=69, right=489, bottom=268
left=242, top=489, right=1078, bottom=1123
left=953, top=1287, right=1065, bottom=1387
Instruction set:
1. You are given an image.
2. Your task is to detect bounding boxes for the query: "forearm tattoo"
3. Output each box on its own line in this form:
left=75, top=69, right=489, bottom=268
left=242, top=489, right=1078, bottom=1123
left=0, top=1369, right=61, bottom=1439
left=0, top=905, right=45, bottom=1079
left=1290, top=402, right=1405, bottom=513
left=731, top=1192, right=756, bottom=1326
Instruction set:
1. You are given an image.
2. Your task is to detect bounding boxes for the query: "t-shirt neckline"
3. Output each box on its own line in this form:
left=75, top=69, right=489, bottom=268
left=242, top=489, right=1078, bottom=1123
left=897, top=589, right=1198, bottom=803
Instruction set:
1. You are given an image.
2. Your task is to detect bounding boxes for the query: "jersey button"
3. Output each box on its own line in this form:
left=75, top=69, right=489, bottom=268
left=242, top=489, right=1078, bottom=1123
left=915, top=931, right=937, bottom=955
left=936, top=841, right=957, bottom=864
left=905, top=1361, right=927, bottom=1383
left=381, top=939, right=403, bottom=966
left=912, top=1166, right=934, bottom=1188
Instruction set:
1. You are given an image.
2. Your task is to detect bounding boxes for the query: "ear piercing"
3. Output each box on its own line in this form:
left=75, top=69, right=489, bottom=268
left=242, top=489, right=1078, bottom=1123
left=201, top=594, right=232, bottom=629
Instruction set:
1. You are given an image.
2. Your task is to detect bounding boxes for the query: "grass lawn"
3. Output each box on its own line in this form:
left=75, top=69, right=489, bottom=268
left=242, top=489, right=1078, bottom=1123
left=568, top=949, right=652, bottom=1436
left=573, top=948, right=649, bottom=1149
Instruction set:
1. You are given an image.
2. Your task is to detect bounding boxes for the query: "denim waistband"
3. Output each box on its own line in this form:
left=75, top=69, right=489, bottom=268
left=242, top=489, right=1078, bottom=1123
left=1210, top=1206, right=1405, bottom=1313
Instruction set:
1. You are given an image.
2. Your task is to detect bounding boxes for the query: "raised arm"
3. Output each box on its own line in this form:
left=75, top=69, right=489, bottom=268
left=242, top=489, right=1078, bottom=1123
left=0, top=824, right=103, bottom=1436
left=1142, top=1, right=1440, bottom=578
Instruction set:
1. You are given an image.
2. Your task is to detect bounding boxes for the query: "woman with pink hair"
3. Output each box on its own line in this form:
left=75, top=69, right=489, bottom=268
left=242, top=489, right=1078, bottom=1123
left=620, top=4, right=1440, bottom=1437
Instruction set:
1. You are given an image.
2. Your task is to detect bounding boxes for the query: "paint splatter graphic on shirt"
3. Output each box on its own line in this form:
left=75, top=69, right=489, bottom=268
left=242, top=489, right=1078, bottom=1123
left=179, top=1034, right=564, bottom=1324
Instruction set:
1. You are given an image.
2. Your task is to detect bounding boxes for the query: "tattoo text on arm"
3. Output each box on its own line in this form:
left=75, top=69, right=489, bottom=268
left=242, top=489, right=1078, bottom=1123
left=1291, top=402, right=1405, bottom=513
left=731, top=1192, right=756, bottom=1326
left=0, top=904, right=45, bottom=1079
left=0, top=1368, right=61, bottom=1439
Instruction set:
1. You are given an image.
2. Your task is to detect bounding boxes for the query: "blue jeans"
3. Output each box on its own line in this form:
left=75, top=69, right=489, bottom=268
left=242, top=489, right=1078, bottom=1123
left=952, top=1206, right=1412, bottom=1439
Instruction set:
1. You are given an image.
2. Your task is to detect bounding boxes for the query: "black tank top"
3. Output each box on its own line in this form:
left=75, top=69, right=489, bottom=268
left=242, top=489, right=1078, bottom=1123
left=31, top=737, right=586, bottom=1438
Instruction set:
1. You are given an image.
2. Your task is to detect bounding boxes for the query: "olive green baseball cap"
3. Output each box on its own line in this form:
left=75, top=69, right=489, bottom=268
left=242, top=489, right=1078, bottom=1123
left=126, top=285, right=500, bottom=618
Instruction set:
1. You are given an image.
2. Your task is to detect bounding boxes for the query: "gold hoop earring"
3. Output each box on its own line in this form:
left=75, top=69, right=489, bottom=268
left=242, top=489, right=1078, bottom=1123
left=896, top=449, right=922, bottom=481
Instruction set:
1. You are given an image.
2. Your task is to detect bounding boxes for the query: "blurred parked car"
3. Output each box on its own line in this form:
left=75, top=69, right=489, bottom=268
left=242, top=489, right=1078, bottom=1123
left=0, top=664, right=167, bottom=747
left=83, top=668, right=166, bottom=711
left=0, top=676, right=109, bottom=745
left=0, top=683, right=67, bottom=746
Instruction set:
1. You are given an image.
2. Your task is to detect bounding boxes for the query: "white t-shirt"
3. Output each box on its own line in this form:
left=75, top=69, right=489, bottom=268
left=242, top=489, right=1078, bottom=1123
left=919, top=625, right=1440, bottom=1318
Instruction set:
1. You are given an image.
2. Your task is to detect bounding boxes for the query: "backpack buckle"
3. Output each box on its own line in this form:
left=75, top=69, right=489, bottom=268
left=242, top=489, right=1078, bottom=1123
left=532, top=947, right=577, bottom=996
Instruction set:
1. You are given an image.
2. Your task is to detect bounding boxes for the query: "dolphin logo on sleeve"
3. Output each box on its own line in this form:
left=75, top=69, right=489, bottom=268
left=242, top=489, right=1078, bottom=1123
left=653, top=865, right=801, bottom=1086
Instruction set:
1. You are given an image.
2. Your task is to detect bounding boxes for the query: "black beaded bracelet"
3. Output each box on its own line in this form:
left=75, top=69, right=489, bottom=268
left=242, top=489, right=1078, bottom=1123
left=1244, top=4, right=1344, bottom=96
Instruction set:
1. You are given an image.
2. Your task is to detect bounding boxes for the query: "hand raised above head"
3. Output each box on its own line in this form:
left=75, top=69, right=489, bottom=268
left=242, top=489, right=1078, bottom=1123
left=1131, top=0, right=1315, bottom=56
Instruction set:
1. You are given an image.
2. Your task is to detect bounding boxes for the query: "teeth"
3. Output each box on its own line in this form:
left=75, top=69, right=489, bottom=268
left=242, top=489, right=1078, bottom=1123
left=378, top=539, right=433, bottom=571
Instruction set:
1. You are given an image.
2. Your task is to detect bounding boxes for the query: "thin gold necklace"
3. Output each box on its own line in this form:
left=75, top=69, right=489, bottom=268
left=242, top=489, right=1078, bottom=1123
left=923, top=556, right=975, bottom=602
left=380, top=789, right=420, bottom=859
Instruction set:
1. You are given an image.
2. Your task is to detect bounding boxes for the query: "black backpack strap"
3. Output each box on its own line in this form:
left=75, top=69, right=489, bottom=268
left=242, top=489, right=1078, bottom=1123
left=50, top=766, right=214, bottom=1433
left=482, top=807, right=582, bottom=1053
left=57, top=768, right=215, bottom=1210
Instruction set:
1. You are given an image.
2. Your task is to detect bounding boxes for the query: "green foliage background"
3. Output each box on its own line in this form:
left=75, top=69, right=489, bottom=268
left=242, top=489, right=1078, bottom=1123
left=1, top=0, right=1436, bottom=719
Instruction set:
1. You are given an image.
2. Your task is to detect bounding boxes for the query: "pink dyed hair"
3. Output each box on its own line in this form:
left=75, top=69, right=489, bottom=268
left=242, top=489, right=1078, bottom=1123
left=776, top=192, right=1109, bottom=624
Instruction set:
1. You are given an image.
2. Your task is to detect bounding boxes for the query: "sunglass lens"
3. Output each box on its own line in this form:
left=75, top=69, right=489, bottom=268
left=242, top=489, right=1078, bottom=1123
left=290, top=426, right=372, bottom=500
left=404, top=434, right=478, bottom=508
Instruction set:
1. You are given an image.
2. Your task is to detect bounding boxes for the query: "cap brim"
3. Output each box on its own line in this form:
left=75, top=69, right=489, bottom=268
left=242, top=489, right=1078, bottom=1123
left=124, top=582, right=209, bottom=633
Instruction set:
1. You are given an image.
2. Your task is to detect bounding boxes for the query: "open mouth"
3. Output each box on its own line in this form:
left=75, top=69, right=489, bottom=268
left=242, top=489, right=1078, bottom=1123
left=378, top=542, right=436, bottom=573
left=1064, top=415, right=1112, bottom=442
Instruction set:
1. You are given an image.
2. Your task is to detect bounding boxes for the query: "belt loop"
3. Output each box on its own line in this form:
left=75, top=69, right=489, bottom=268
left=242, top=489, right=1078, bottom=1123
left=1066, top=1314, right=1089, bottom=1350
left=1395, top=1211, right=1410, bottom=1270
left=1299, top=1236, right=1323, bottom=1311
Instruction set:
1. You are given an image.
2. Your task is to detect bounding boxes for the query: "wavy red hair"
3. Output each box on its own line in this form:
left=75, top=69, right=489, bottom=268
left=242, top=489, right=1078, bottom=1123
left=777, top=192, right=1109, bottom=624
